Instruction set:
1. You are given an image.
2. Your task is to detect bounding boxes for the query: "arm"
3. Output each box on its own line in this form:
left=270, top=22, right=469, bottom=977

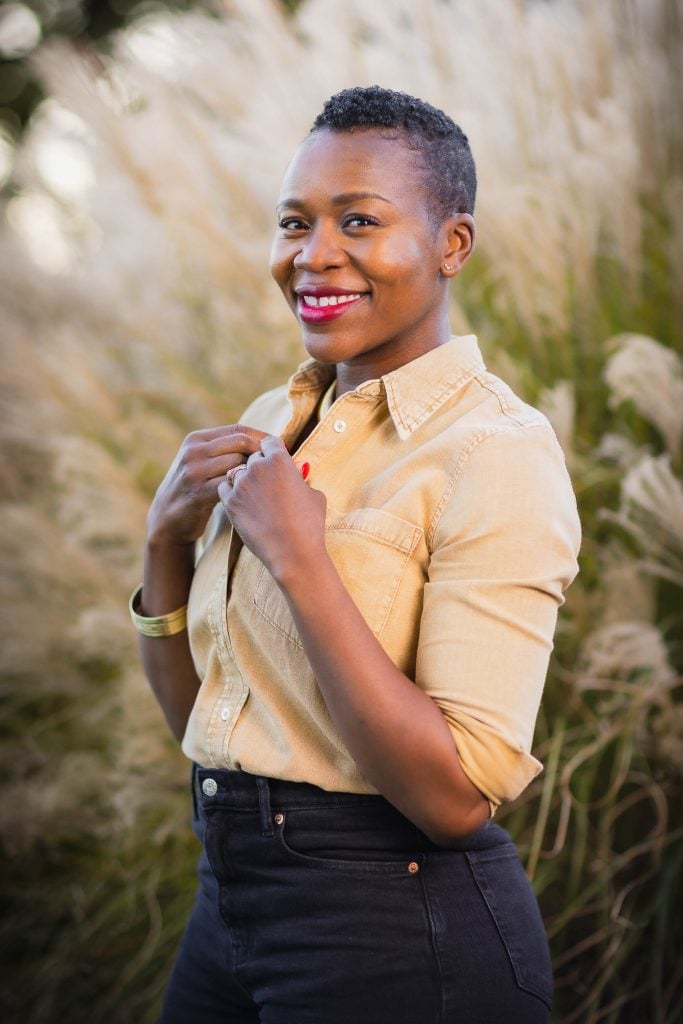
left=276, top=548, right=491, bottom=844
left=219, top=437, right=489, bottom=845
left=415, top=427, right=581, bottom=808
left=221, top=428, right=580, bottom=841
left=136, top=424, right=268, bottom=740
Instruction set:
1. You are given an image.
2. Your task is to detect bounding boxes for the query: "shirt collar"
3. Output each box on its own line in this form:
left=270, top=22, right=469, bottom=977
left=287, top=334, right=486, bottom=440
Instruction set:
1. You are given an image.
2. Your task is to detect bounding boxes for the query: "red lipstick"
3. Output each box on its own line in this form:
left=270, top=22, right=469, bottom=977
left=298, top=296, right=365, bottom=323
left=295, top=285, right=367, bottom=324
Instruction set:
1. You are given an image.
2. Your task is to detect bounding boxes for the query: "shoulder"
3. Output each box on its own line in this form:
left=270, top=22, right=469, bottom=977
left=430, top=384, right=581, bottom=560
left=433, top=366, right=571, bottom=498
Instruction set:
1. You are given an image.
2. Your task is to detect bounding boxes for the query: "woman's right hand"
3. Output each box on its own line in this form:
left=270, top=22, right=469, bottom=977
left=146, top=424, right=270, bottom=547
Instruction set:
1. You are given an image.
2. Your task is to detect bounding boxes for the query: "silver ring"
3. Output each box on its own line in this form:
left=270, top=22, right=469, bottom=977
left=227, top=463, right=248, bottom=486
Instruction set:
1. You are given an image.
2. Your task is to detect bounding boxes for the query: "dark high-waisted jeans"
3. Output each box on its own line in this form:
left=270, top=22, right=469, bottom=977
left=159, top=767, right=552, bottom=1023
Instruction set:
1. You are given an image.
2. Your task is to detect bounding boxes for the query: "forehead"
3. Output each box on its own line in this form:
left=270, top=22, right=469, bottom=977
left=278, top=128, right=429, bottom=208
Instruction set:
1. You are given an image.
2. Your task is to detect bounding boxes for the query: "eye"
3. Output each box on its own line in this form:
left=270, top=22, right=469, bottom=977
left=278, top=217, right=308, bottom=232
left=342, top=214, right=378, bottom=229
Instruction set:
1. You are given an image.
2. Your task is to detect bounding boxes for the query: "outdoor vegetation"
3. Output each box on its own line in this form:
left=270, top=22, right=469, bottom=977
left=0, top=1, right=681, bottom=1021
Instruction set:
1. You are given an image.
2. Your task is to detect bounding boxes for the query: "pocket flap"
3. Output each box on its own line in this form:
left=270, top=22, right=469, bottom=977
left=325, top=506, right=423, bottom=555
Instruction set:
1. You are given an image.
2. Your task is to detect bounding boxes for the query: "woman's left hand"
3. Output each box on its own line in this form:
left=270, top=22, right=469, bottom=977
left=218, top=435, right=327, bottom=581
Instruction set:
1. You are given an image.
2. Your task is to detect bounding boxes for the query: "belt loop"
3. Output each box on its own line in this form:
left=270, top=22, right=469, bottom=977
left=256, top=776, right=274, bottom=836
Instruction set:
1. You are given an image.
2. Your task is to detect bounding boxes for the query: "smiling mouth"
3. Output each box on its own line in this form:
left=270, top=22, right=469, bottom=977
left=300, top=292, right=364, bottom=308
left=296, top=291, right=367, bottom=323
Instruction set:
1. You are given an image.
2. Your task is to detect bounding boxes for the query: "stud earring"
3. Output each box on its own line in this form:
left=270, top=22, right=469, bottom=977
left=443, top=263, right=455, bottom=272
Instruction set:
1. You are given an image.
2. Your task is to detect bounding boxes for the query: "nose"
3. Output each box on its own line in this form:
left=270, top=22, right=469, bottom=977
left=293, top=222, right=346, bottom=272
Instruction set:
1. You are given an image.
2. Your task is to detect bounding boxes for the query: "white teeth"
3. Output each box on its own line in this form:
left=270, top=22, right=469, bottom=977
left=301, top=293, right=362, bottom=308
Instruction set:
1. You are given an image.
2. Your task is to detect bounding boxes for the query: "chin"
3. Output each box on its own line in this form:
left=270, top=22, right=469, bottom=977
left=299, top=330, right=356, bottom=365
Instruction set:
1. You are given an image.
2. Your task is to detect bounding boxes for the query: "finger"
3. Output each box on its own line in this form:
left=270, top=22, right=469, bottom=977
left=226, top=463, right=248, bottom=487
left=190, top=424, right=270, bottom=448
left=203, top=428, right=269, bottom=459
left=217, top=479, right=230, bottom=508
left=203, top=452, right=249, bottom=482
left=260, top=435, right=289, bottom=458
left=246, top=449, right=267, bottom=470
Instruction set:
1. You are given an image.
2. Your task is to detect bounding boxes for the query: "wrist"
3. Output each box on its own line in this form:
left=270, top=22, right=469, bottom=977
left=145, top=527, right=196, bottom=556
left=142, top=534, right=196, bottom=617
left=129, top=584, right=188, bottom=637
left=270, top=542, right=334, bottom=594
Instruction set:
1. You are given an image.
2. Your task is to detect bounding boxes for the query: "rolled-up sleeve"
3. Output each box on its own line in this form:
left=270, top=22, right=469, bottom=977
left=415, top=424, right=581, bottom=810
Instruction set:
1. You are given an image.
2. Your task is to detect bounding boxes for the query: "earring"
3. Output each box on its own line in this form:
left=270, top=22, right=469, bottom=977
left=442, top=263, right=455, bottom=272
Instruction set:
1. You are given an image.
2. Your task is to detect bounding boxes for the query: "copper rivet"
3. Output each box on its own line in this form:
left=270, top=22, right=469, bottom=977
left=408, top=861, right=419, bottom=874
left=274, top=813, right=284, bottom=825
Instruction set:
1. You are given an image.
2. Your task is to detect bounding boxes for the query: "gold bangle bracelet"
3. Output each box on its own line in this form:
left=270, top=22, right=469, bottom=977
left=128, top=585, right=188, bottom=638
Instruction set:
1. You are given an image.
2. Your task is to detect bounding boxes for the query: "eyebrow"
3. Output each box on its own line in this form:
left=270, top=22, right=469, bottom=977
left=276, top=191, right=393, bottom=211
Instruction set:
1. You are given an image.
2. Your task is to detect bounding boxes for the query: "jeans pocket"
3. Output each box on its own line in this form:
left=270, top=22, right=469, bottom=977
left=466, top=846, right=553, bottom=1008
left=275, top=804, right=422, bottom=875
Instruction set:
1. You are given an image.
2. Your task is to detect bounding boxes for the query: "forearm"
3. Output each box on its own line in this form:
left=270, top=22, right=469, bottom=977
left=137, top=534, right=201, bottom=741
left=276, top=551, right=489, bottom=845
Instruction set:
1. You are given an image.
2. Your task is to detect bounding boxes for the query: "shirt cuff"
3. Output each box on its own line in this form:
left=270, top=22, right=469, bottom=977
left=445, top=715, right=544, bottom=809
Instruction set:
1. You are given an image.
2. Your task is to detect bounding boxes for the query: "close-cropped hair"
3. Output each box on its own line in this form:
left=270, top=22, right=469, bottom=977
left=311, top=85, right=477, bottom=222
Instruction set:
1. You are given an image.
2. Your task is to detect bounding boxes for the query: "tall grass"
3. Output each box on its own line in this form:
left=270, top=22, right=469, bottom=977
left=1, top=1, right=681, bottom=1021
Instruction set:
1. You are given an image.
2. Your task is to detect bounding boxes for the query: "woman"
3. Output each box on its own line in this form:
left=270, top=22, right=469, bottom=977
left=130, top=87, right=581, bottom=1023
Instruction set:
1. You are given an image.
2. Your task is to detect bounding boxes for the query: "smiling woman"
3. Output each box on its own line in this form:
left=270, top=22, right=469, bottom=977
left=270, top=125, right=475, bottom=375
left=131, top=85, right=581, bottom=1023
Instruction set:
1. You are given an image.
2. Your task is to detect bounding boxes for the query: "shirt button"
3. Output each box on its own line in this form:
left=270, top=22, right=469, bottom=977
left=202, top=778, right=218, bottom=796
left=333, top=419, right=347, bottom=433
left=274, top=812, right=284, bottom=825
left=407, top=861, right=420, bottom=874
left=220, top=707, right=229, bottom=721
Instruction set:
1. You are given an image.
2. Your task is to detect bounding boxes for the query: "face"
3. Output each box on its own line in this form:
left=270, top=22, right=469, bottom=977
left=270, top=128, right=474, bottom=385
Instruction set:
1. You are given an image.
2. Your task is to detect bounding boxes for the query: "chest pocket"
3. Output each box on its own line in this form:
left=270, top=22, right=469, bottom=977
left=252, top=506, right=423, bottom=650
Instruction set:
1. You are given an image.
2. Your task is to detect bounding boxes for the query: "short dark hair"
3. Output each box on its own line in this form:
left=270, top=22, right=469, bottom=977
left=310, top=86, right=476, bottom=221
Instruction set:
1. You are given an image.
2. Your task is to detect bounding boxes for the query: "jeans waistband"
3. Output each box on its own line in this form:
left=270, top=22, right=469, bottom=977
left=192, top=765, right=512, bottom=852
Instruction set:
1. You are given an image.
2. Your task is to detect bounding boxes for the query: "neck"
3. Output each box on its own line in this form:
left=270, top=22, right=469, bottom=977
left=334, top=321, right=452, bottom=397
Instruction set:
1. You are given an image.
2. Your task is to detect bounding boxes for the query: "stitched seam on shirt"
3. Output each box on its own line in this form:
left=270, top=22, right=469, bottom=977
left=253, top=604, right=304, bottom=650
left=207, top=569, right=250, bottom=764
left=473, top=370, right=540, bottom=426
left=253, top=563, right=304, bottom=650
left=426, top=422, right=554, bottom=550
left=326, top=522, right=422, bottom=554
left=375, top=547, right=412, bottom=637
left=205, top=572, right=225, bottom=766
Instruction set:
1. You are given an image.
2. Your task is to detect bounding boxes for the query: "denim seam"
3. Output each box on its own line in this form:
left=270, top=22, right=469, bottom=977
left=426, top=422, right=555, bottom=549
left=465, top=852, right=552, bottom=1008
left=326, top=522, right=422, bottom=554
left=200, top=798, right=387, bottom=812
left=426, top=426, right=508, bottom=549
left=252, top=562, right=304, bottom=649
left=375, top=545, right=411, bottom=638
left=418, top=860, right=445, bottom=1024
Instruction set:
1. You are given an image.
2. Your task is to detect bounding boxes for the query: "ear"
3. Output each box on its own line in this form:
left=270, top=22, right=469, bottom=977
left=440, top=214, right=476, bottom=277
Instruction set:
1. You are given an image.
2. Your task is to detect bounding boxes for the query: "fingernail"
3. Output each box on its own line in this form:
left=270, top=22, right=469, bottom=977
left=301, top=462, right=310, bottom=480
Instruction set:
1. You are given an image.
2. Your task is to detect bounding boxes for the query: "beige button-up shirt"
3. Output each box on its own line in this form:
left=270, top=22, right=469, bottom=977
left=183, top=335, right=581, bottom=809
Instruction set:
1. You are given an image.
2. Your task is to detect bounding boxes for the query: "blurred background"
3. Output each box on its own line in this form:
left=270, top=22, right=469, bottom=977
left=0, top=1, right=681, bottom=1021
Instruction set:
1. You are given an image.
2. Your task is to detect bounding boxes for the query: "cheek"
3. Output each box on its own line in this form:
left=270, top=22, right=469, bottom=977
left=269, top=239, right=292, bottom=291
left=369, top=236, right=436, bottom=289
